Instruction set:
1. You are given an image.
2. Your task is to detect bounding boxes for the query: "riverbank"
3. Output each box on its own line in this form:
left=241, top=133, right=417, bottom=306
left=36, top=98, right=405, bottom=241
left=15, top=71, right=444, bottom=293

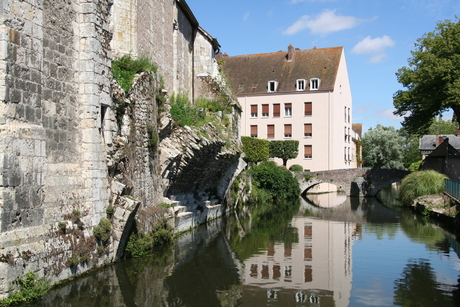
left=412, top=193, right=460, bottom=233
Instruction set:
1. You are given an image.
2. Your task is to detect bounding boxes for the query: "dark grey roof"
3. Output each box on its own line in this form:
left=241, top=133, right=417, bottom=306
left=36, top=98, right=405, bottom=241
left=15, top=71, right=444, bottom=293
left=419, top=135, right=460, bottom=154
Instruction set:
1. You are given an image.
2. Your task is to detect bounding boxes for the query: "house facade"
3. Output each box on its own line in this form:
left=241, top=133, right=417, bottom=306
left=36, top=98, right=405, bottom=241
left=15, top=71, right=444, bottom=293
left=222, top=45, right=354, bottom=171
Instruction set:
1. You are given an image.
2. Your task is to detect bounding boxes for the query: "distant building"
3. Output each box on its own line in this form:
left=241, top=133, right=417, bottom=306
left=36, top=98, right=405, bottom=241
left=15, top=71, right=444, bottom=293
left=222, top=45, right=355, bottom=171
left=419, top=134, right=460, bottom=181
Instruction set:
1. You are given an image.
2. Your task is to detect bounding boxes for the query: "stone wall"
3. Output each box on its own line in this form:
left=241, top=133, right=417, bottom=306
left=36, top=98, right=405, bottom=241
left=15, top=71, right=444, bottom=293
left=0, top=0, right=242, bottom=299
left=0, top=0, right=116, bottom=298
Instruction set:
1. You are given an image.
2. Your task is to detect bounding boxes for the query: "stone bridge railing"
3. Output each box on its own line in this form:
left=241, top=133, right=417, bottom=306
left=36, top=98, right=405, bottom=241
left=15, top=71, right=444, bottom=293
left=295, top=168, right=410, bottom=197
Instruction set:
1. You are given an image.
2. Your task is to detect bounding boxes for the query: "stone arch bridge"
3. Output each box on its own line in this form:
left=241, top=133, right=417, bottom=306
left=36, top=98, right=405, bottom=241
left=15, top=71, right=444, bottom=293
left=294, top=168, right=410, bottom=197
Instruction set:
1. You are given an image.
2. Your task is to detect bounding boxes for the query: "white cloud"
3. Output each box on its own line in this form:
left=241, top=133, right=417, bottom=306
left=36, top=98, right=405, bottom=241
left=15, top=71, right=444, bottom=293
left=352, top=35, right=395, bottom=54
left=284, top=9, right=362, bottom=35
left=376, top=108, right=403, bottom=121
left=370, top=53, right=387, bottom=63
left=243, top=11, right=250, bottom=21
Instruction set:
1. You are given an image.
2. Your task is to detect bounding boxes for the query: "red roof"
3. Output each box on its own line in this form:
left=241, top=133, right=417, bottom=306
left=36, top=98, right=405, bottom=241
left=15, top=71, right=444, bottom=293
left=222, top=46, right=343, bottom=95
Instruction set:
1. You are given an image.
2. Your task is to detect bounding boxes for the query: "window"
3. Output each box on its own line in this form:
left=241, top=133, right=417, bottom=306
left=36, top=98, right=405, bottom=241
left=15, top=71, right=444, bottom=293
left=268, top=80, right=277, bottom=92
left=304, top=102, right=312, bottom=116
left=252, top=83, right=257, bottom=89
left=297, top=79, right=306, bottom=91
left=250, top=105, right=257, bottom=118
left=304, top=124, right=312, bottom=137
left=284, top=103, right=292, bottom=117
left=238, top=83, right=244, bottom=91
left=348, top=128, right=350, bottom=143
left=284, top=124, right=292, bottom=138
left=344, top=107, right=347, bottom=122
left=273, top=104, right=280, bottom=117
left=344, top=147, right=347, bottom=161
left=262, top=104, right=269, bottom=118
left=348, top=107, right=351, bottom=123
left=250, top=125, right=258, bottom=137
left=267, top=125, right=274, bottom=139
left=344, top=127, right=347, bottom=142
left=310, top=78, right=319, bottom=90
left=304, top=145, right=312, bottom=159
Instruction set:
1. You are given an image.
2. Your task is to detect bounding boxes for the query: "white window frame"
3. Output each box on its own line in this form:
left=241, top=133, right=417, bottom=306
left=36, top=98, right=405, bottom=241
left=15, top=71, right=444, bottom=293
left=296, top=79, right=306, bottom=91
left=284, top=103, right=292, bottom=117
left=310, top=78, right=320, bottom=90
left=268, top=80, right=278, bottom=93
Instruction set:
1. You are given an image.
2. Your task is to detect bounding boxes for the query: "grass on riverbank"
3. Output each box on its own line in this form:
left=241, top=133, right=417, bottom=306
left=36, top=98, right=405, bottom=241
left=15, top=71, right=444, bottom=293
left=400, top=170, right=448, bottom=206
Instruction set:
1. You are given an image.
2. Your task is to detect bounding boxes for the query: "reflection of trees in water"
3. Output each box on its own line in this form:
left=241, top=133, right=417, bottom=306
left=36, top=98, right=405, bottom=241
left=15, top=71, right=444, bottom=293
left=228, top=199, right=300, bottom=261
left=394, top=258, right=455, bottom=307
left=399, top=209, right=448, bottom=252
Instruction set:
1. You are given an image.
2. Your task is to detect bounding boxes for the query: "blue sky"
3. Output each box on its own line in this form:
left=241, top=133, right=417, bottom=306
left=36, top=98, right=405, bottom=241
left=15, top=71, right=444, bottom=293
left=189, top=0, right=460, bottom=133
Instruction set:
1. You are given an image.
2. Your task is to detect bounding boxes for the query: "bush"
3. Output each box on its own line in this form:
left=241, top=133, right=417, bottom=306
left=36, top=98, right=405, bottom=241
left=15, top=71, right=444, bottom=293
left=249, top=161, right=300, bottom=200
left=289, top=164, right=303, bottom=173
left=93, top=218, right=112, bottom=242
left=0, top=271, right=50, bottom=306
left=400, top=170, right=448, bottom=206
left=241, top=136, right=270, bottom=164
left=112, top=55, right=157, bottom=93
left=106, top=206, right=115, bottom=219
left=169, top=93, right=206, bottom=127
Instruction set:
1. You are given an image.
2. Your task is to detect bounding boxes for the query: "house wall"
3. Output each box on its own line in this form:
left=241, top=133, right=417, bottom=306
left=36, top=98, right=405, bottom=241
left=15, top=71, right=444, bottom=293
left=239, top=50, right=354, bottom=172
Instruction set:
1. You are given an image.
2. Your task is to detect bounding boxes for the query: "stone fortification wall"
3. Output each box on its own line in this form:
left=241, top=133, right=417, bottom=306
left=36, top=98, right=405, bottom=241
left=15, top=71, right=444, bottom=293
left=112, top=0, right=196, bottom=96
left=0, top=0, right=242, bottom=300
left=0, top=0, right=116, bottom=298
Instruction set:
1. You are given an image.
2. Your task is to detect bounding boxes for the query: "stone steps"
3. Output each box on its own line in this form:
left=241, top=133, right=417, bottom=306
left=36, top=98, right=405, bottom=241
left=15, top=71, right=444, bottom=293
left=166, top=192, right=224, bottom=233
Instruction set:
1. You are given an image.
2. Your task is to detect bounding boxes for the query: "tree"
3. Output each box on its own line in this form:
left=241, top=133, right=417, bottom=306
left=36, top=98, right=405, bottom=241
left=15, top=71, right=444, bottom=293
left=362, top=124, right=405, bottom=169
left=241, top=136, right=270, bottom=164
left=269, top=140, right=299, bottom=167
left=393, top=18, right=460, bottom=134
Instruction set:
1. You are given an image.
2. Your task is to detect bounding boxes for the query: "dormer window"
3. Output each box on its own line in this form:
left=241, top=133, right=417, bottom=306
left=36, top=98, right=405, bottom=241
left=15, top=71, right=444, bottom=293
left=297, top=79, right=306, bottom=91
left=268, top=81, right=278, bottom=92
left=310, top=78, right=320, bottom=90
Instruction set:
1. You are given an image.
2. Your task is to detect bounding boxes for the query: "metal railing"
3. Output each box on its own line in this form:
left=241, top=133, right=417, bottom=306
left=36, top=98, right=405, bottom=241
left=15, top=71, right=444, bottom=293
left=445, top=179, right=460, bottom=200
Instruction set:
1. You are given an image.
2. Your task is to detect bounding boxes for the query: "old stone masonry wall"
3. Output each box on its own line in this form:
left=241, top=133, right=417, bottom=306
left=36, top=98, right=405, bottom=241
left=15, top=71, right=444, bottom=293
left=0, top=0, right=115, bottom=298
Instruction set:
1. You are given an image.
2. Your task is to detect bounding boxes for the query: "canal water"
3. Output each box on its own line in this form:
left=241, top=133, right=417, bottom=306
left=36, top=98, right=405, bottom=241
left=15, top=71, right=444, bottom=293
left=23, top=186, right=460, bottom=307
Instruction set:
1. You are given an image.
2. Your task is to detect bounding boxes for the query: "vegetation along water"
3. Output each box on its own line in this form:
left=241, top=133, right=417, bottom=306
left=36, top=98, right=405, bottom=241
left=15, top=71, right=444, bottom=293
left=17, top=185, right=460, bottom=307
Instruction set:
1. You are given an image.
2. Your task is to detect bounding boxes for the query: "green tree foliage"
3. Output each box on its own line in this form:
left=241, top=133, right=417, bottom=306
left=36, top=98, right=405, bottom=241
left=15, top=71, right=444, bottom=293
left=249, top=161, right=300, bottom=200
left=393, top=18, right=460, bottom=134
left=241, top=136, right=269, bottom=164
left=362, top=124, right=404, bottom=169
left=426, top=116, right=458, bottom=134
left=400, top=170, right=448, bottom=206
left=269, top=140, right=299, bottom=167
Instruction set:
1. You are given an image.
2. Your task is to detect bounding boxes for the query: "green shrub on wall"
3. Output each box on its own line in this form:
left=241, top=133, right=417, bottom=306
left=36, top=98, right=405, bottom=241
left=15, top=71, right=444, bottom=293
left=112, top=55, right=158, bottom=93
left=241, top=136, right=269, bottom=164
left=289, top=164, right=303, bottom=173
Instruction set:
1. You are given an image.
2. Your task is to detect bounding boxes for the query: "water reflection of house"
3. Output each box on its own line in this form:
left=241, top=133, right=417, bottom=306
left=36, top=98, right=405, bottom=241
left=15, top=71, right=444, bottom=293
left=241, top=215, right=356, bottom=306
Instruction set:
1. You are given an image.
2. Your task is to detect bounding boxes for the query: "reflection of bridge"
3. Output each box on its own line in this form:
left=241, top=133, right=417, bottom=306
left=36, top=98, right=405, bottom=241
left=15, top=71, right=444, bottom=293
left=295, top=168, right=410, bottom=197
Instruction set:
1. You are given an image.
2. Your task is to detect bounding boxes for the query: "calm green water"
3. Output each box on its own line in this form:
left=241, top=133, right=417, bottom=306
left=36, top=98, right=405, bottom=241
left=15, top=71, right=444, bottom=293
left=23, top=192, right=460, bottom=307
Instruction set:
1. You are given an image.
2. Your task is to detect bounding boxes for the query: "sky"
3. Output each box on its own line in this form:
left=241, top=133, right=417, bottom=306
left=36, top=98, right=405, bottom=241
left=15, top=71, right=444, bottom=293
left=188, top=0, right=460, bottom=134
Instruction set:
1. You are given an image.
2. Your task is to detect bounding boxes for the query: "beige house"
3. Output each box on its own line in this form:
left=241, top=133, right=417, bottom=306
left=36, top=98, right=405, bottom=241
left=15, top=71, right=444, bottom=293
left=222, top=45, right=355, bottom=171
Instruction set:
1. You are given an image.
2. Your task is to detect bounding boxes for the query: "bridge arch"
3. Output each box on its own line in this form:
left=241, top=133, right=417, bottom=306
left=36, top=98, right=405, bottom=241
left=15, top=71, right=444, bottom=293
left=295, top=168, right=410, bottom=197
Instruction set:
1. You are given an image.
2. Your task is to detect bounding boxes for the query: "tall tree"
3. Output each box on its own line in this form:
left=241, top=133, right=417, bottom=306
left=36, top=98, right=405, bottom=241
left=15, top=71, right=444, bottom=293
left=393, top=18, right=460, bottom=134
left=362, top=124, right=405, bottom=169
left=269, top=140, right=299, bottom=167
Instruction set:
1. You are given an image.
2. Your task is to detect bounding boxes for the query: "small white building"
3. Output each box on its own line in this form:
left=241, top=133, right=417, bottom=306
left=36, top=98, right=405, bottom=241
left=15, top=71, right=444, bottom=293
left=222, top=45, right=355, bottom=171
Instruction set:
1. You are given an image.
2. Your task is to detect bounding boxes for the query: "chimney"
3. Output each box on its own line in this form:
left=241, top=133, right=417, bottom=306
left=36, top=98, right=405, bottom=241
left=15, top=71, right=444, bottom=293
left=437, top=135, right=444, bottom=146
left=287, top=44, right=294, bottom=62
